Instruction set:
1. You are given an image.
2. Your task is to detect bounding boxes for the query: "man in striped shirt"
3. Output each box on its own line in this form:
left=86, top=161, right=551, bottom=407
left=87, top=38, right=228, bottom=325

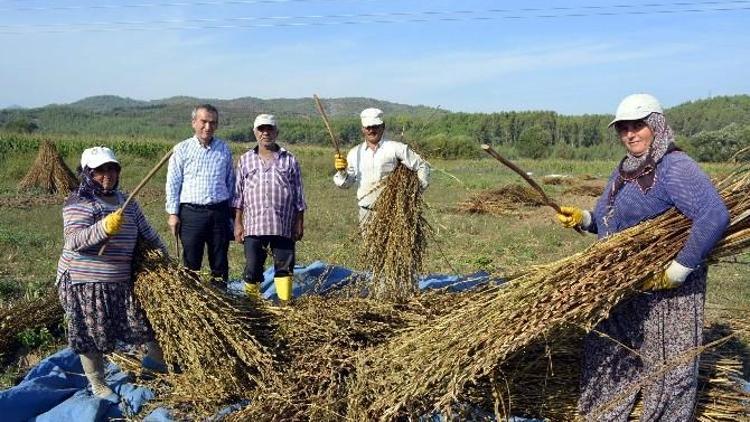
left=232, top=114, right=306, bottom=301
left=165, top=104, right=235, bottom=283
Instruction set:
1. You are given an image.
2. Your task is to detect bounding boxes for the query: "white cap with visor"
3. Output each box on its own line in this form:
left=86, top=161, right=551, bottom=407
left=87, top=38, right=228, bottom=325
left=80, top=146, right=119, bottom=169
left=609, top=93, right=663, bottom=127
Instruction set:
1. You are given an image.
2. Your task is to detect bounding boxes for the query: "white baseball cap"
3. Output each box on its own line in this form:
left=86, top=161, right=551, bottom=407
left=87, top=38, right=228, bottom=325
left=80, top=146, right=119, bottom=169
left=360, top=108, right=384, bottom=127
left=253, top=114, right=277, bottom=129
left=609, top=93, right=663, bottom=127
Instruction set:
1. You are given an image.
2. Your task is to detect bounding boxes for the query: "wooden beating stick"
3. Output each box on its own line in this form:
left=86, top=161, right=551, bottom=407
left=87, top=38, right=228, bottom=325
left=481, top=144, right=584, bottom=234
left=313, top=94, right=341, bottom=155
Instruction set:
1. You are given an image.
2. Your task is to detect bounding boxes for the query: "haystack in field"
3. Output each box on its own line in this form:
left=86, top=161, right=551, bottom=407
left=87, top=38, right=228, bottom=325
left=541, top=175, right=576, bottom=186
left=132, top=247, right=276, bottom=415
left=17, top=140, right=77, bottom=195
left=359, top=164, right=429, bottom=302
left=562, top=183, right=605, bottom=197
left=346, top=166, right=750, bottom=419
left=456, top=184, right=546, bottom=216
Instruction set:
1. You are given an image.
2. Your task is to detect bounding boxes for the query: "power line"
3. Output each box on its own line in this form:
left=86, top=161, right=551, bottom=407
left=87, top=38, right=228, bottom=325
left=1, top=2, right=749, bottom=34
left=2, top=0, right=748, bottom=13
left=0, top=0, right=366, bottom=13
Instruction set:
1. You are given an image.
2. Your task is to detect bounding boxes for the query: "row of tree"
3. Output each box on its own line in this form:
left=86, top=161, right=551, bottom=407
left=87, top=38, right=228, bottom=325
left=3, top=95, right=750, bottom=162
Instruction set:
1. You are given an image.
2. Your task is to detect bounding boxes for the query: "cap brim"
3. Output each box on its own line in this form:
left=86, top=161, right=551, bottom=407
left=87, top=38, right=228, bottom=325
left=608, top=111, right=651, bottom=127
left=87, top=158, right=120, bottom=169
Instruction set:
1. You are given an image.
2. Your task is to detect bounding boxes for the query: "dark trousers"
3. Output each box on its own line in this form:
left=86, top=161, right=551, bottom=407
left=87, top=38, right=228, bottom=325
left=243, top=235, right=295, bottom=283
left=179, top=202, right=231, bottom=282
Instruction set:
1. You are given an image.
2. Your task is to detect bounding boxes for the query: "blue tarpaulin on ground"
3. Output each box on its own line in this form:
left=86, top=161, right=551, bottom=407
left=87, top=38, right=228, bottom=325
left=0, top=261, right=518, bottom=421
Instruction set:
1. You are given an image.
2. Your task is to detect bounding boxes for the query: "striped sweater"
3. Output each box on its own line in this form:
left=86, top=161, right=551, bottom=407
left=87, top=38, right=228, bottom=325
left=56, top=192, right=165, bottom=284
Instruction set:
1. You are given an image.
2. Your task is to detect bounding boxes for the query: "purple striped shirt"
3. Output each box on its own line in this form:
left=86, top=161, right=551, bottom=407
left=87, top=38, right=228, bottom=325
left=56, top=192, right=166, bottom=284
left=589, top=152, right=729, bottom=269
left=232, top=146, right=306, bottom=238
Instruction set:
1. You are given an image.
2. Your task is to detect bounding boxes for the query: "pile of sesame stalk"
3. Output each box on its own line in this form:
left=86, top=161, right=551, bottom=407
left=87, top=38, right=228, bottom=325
left=17, top=140, right=78, bottom=195
left=484, top=322, right=750, bottom=421
left=345, top=166, right=750, bottom=420
left=131, top=246, right=277, bottom=415
left=456, top=184, right=546, bottom=215
left=359, top=164, right=429, bottom=302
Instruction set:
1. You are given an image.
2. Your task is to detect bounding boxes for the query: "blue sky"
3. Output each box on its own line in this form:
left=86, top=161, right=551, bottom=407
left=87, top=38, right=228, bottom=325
left=2, top=0, right=749, bottom=114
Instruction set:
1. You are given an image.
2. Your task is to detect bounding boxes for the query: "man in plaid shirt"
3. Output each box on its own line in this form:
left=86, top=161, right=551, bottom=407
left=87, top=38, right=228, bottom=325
left=232, top=114, right=306, bottom=301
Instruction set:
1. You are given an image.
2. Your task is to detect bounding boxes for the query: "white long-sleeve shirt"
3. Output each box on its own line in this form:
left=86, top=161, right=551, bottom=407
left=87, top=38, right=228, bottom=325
left=333, top=138, right=430, bottom=209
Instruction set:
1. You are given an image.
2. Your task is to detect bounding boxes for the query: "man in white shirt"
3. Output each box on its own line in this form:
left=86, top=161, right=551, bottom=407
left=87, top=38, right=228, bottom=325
left=333, top=107, right=430, bottom=222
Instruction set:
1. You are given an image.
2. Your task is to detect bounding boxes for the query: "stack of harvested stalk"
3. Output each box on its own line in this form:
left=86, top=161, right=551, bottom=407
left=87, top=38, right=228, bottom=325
left=132, top=247, right=277, bottom=416
left=0, top=289, right=63, bottom=362
left=456, top=184, right=546, bottom=216
left=562, top=183, right=605, bottom=197
left=346, top=166, right=750, bottom=419
left=226, top=294, right=449, bottom=421
left=17, top=140, right=78, bottom=195
left=359, top=164, right=429, bottom=302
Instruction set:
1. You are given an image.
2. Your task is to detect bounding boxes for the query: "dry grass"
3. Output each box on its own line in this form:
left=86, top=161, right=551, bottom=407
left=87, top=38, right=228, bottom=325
left=346, top=167, right=750, bottom=420
left=455, top=184, right=546, bottom=216
left=17, top=140, right=78, bottom=195
left=359, top=165, right=428, bottom=302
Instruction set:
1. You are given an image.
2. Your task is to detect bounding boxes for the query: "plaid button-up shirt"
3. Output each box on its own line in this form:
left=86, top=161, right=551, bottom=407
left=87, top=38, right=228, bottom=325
left=165, top=136, right=235, bottom=214
left=232, top=146, right=306, bottom=238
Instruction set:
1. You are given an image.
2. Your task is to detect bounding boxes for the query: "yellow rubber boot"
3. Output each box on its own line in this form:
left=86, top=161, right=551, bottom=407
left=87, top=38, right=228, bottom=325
left=274, top=276, right=293, bottom=302
left=244, top=282, right=260, bottom=299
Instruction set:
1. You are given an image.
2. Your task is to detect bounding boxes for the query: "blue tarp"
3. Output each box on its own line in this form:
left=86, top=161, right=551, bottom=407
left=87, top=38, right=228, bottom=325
left=0, top=261, right=498, bottom=422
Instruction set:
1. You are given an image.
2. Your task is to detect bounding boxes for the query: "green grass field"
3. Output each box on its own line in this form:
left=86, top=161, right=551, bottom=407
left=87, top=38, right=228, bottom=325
left=1, top=137, right=749, bottom=384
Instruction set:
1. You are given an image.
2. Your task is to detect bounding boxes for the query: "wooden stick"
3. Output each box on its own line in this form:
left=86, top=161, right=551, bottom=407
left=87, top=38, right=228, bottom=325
left=98, top=149, right=174, bottom=255
left=480, top=144, right=561, bottom=213
left=313, top=94, right=340, bottom=155
left=481, top=144, right=585, bottom=235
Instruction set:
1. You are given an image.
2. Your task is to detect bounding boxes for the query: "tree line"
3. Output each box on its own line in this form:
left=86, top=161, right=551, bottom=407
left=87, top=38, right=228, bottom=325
left=2, top=95, right=750, bottom=162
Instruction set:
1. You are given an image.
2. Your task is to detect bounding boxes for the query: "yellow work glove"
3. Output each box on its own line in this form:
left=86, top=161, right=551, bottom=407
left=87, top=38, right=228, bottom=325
left=334, top=153, right=347, bottom=171
left=102, top=208, right=124, bottom=236
left=556, top=206, right=584, bottom=228
left=642, top=261, right=692, bottom=291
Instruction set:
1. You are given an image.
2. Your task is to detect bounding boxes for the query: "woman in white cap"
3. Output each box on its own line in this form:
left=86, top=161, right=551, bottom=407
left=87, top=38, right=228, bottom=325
left=56, top=146, right=167, bottom=398
left=555, top=94, right=729, bottom=420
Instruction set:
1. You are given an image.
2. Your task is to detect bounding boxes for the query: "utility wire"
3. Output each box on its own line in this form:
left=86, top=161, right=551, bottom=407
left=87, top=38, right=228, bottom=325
left=1, top=2, right=749, bottom=34
left=2, top=0, right=748, bottom=13
left=0, top=0, right=367, bottom=12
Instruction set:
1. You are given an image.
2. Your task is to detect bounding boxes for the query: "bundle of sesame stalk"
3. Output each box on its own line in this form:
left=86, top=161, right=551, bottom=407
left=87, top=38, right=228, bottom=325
left=132, top=246, right=276, bottom=415
left=346, top=166, right=750, bottom=420
left=17, top=140, right=78, bottom=195
left=484, top=322, right=750, bottom=421
left=359, top=164, right=429, bottom=301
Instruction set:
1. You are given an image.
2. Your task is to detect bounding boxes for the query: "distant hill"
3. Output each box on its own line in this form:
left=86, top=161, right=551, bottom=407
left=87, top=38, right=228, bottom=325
left=61, top=95, right=441, bottom=118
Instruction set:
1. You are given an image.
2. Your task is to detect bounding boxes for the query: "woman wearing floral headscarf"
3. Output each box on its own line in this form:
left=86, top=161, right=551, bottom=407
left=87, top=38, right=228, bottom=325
left=555, top=94, right=729, bottom=420
left=56, top=146, right=167, bottom=398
